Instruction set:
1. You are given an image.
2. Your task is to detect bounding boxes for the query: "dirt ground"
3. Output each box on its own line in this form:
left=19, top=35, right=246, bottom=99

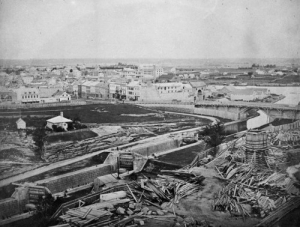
left=0, top=130, right=44, bottom=180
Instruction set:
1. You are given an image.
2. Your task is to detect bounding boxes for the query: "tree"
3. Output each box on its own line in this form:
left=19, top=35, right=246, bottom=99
left=32, top=124, right=46, bottom=154
left=199, top=122, right=225, bottom=156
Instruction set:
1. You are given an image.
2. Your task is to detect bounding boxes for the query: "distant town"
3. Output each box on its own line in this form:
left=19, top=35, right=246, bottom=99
left=1, top=61, right=299, bottom=105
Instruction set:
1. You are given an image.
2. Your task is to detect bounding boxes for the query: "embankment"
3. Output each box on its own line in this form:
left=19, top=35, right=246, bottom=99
left=35, top=164, right=113, bottom=194
left=42, top=131, right=131, bottom=162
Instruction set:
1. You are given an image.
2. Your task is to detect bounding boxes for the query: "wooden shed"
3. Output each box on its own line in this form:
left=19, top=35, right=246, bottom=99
left=16, top=118, right=26, bottom=129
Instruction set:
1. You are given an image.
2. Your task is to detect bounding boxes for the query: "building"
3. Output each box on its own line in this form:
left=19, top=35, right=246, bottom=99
left=13, top=87, right=40, bottom=103
left=139, top=64, right=154, bottom=76
left=153, top=66, right=164, bottom=78
left=16, top=118, right=26, bottom=129
left=46, top=112, right=72, bottom=131
left=126, top=81, right=141, bottom=101
left=52, top=91, right=71, bottom=102
left=78, top=81, right=109, bottom=99
left=0, top=88, right=17, bottom=103
left=138, top=82, right=193, bottom=102
left=22, top=76, right=34, bottom=84
left=39, top=87, right=61, bottom=103
left=189, top=81, right=207, bottom=101
left=154, top=82, right=192, bottom=94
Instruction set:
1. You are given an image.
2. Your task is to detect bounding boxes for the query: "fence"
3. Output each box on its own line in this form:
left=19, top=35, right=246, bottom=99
left=0, top=100, right=87, bottom=109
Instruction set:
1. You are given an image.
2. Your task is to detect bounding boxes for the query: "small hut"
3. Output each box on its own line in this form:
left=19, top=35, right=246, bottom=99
left=16, top=118, right=26, bottom=129
left=46, top=112, right=72, bottom=131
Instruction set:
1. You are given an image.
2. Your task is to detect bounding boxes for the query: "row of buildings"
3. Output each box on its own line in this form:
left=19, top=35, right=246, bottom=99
left=0, top=86, right=71, bottom=104
left=0, top=62, right=278, bottom=104
left=73, top=80, right=206, bottom=102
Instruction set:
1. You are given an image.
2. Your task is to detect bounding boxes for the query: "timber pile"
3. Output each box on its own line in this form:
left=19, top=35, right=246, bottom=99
left=53, top=172, right=205, bottom=227
left=213, top=161, right=300, bottom=219
left=269, top=130, right=300, bottom=148
left=256, top=197, right=300, bottom=227
left=42, top=132, right=134, bottom=162
left=59, top=208, right=114, bottom=226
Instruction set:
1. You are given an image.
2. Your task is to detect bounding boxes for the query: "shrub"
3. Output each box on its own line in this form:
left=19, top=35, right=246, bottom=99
left=199, top=122, right=225, bottom=156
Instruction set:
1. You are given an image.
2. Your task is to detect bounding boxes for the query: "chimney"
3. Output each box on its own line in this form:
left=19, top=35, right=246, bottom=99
left=60, top=112, right=63, bottom=117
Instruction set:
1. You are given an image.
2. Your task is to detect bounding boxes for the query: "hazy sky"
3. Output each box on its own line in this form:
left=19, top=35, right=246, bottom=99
left=0, top=0, right=299, bottom=59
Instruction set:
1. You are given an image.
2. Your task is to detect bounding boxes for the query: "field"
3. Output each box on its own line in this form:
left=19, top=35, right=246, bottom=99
left=0, top=103, right=193, bottom=130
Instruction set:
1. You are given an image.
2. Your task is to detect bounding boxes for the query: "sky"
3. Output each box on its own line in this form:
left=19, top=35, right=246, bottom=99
left=0, top=0, right=299, bottom=60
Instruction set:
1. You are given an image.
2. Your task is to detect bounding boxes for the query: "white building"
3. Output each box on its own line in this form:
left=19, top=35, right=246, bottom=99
left=13, top=87, right=40, bottom=103
left=256, top=69, right=266, bottom=75
left=22, top=76, right=34, bottom=84
left=138, top=82, right=193, bottom=102
left=16, top=118, right=26, bottom=129
left=46, top=112, right=72, bottom=131
left=126, top=81, right=141, bottom=100
left=138, top=64, right=154, bottom=76
left=52, top=91, right=71, bottom=102
left=153, top=66, right=164, bottom=78
left=154, top=82, right=192, bottom=94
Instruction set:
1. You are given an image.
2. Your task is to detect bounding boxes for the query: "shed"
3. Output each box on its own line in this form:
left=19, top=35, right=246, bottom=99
left=94, top=174, right=118, bottom=192
left=16, top=118, right=26, bottom=129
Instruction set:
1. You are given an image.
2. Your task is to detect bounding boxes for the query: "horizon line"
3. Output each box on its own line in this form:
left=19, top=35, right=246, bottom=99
left=1, top=57, right=300, bottom=61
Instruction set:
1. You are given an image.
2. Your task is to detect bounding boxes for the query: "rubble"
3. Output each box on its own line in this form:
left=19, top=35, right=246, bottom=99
left=50, top=125, right=300, bottom=227
left=207, top=128, right=300, bottom=225
left=51, top=169, right=206, bottom=227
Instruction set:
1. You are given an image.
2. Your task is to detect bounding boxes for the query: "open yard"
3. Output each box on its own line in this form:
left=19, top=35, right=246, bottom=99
left=0, top=103, right=198, bottom=130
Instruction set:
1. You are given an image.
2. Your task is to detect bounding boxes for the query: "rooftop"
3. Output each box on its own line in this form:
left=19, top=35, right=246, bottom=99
left=46, top=116, right=72, bottom=124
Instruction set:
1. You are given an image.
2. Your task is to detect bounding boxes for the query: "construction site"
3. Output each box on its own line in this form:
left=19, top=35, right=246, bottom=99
left=0, top=103, right=300, bottom=227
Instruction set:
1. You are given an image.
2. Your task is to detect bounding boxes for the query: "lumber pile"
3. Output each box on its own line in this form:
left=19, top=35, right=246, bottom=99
left=269, top=130, right=300, bottom=148
left=213, top=160, right=300, bottom=219
left=256, top=197, right=300, bottom=227
left=54, top=172, right=205, bottom=227
left=58, top=207, right=114, bottom=227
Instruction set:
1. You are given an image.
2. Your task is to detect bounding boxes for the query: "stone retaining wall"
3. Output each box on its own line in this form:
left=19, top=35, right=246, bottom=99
left=0, top=198, right=20, bottom=218
left=35, top=164, right=113, bottom=194
left=130, top=137, right=182, bottom=157
left=138, top=103, right=243, bottom=120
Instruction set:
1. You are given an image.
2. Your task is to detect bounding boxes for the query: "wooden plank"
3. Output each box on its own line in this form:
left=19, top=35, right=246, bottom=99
left=127, top=184, right=138, bottom=203
left=82, top=207, right=92, bottom=219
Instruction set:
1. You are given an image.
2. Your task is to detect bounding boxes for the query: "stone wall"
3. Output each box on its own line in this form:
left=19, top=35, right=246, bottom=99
left=138, top=104, right=194, bottom=113
left=130, top=137, right=182, bottom=157
left=35, top=164, right=113, bottom=194
left=0, top=198, right=20, bottom=218
left=138, top=103, right=243, bottom=120
left=194, top=107, right=243, bottom=120
left=224, top=119, right=248, bottom=134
